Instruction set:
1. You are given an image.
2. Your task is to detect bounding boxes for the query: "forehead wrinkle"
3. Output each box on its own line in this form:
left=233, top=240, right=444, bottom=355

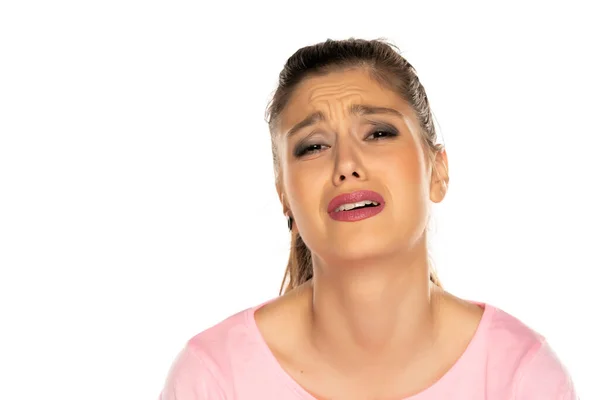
left=283, top=74, right=406, bottom=137
left=311, top=92, right=364, bottom=124
left=307, top=84, right=367, bottom=103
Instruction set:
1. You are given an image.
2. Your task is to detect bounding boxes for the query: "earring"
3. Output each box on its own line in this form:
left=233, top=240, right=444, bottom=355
left=287, top=215, right=293, bottom=232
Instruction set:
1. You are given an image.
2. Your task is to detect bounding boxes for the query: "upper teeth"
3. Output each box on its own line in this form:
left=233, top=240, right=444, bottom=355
left=334, top=200, right=379, bottom=212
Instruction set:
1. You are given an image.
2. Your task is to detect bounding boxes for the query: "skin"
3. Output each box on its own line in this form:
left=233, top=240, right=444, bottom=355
left=255, top=68, right=484, bottom=399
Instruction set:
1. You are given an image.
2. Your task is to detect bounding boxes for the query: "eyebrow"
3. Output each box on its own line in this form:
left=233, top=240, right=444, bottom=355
left=285, top=104, right=405, bottom=137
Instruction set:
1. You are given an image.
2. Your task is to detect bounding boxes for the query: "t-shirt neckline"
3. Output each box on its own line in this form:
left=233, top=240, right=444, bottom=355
left=244, top=296, right=496, bottom=399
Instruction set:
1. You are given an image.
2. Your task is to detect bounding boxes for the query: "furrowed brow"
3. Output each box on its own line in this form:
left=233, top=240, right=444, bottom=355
left=285, top=104, right=404, bottom=137
left=285, top=111, right=325, bottom=138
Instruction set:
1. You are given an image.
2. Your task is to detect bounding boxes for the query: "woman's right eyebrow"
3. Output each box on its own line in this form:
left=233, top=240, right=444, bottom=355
left=286, top=111, right=325, bottom=138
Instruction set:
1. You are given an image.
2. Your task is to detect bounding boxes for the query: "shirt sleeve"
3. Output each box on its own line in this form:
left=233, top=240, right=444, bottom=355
left=514, top=339, right=577, bottom=400
left=158, top=344, right=227, bottom=400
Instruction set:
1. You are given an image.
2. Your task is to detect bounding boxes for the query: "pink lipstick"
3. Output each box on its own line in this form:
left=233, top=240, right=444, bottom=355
left=327, top=190, right=385, bottom=222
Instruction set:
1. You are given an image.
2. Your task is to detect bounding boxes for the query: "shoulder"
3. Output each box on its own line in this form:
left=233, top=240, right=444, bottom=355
left=485, top=304, right=543, bottom=352
left=159, top=305, right=262, bottom=400
left=159, top=341, right=226, bottom=400
left=482, top=304, right=576, bottom=399
left=513, top=339, right=576, bottom=399
left=187, top=306, right=258, bottom=362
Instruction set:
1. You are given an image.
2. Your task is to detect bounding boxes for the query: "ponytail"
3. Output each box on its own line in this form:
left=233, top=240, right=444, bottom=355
left=279, top=232, right=312, bottom=295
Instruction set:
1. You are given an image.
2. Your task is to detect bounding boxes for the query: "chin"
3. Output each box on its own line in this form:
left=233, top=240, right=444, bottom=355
left=319, top=231, right=402, bottom=263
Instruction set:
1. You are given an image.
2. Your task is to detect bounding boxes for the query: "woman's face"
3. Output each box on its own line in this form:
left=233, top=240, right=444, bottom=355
left=276, top=68, right=447, bottom=263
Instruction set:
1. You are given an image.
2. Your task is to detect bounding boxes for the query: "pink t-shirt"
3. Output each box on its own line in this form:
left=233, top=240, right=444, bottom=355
left=159, top=299, right=577, bottom=399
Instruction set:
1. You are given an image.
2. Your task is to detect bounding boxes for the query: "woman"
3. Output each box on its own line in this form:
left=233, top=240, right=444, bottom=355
left=159, top=38, right=576, bottom=399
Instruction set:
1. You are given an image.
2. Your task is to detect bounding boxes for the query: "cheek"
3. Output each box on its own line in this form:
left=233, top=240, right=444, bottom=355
left=284, top=163, right=326, bottom=218
left=377, top=146, right=427, bottom=186
left=379, top=148, right=430, bottom=216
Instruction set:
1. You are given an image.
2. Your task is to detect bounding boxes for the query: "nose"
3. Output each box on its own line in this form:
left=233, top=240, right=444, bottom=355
left=332, top=139, right=366, bottom=186
left=336, top=170, right=361, bottom=183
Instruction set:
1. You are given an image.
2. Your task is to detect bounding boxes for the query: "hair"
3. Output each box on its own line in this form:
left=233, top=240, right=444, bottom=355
left=264, top=38, right=445, bottom=295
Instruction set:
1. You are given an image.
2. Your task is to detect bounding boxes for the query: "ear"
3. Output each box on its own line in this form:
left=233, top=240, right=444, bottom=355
left=276, top=180, right=291, bottom=216
left=429, top=148, right=449, bottom=203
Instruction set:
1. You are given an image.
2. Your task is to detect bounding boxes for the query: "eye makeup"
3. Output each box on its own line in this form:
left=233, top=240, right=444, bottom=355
left=292, top=123, right=400, bottom=158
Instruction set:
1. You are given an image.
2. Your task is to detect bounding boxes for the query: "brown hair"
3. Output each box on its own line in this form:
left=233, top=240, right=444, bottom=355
left=264, top=38, right=445, bottom=295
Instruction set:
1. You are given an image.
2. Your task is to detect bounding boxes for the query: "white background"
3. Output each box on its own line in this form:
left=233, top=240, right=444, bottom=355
left=1, top=1, right=597, bottom=399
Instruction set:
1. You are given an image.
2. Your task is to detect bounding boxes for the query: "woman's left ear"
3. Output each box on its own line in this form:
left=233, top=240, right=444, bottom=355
left=430, top=149, right=449, bottom=203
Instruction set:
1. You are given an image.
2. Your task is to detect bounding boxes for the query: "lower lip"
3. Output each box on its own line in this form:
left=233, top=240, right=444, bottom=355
left=328, top=204, right=385, bottom=222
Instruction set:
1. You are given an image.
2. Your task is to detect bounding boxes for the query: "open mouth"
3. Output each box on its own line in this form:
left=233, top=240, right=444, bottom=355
left=327, top=190, right=385, bottom=222
left=333, top=200, right=380, bottom=212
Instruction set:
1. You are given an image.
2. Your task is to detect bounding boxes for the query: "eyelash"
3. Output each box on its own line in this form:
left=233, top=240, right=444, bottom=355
left=294, top=128, right=399, bottom=157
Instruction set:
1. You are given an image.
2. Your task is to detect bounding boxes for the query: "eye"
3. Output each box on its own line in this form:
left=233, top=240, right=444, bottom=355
left=365, top=128, right=399, bottom=140
left=295, top=143, right=329, bottom=157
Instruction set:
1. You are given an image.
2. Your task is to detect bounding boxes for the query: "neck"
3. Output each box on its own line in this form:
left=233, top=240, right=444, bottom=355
left=306, top=242, right=444, bottom=373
